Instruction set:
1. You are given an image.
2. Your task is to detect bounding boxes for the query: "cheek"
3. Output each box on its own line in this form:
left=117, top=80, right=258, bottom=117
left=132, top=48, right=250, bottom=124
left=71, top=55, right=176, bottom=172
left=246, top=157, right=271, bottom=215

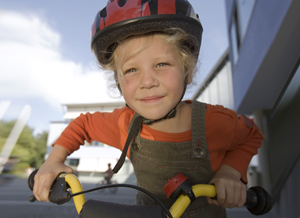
left=117, top=74, right=129, bottom=94
left=119, top=79, right=134, bottom=98
left=164, top=71, right=185, bottom=90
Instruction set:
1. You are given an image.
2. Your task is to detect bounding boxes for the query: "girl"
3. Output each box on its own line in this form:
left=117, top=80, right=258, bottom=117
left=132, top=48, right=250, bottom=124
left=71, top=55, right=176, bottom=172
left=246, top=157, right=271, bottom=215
left=33, top=1, right=264, bottom=217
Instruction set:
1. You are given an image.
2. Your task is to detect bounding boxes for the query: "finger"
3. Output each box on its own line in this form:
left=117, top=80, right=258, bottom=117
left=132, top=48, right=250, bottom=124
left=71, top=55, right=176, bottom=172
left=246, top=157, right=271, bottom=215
left=221, top=187, right=233, bottom=208
left=33, top=176, right=41, bottom=201
left=39, top=178, right=53, bottom=202
left=225, top=191, right=236, bottom=208
left=34, top=173, right=53, bottom=202
left=226, top=183, right=246, bottom=208
left=237, top=185, right=247, bottom=207
left=215, top=186, right=226, bottom=206
left=65, top=166, right=74, bottom=174
left=206, top=197, right=219, bottom=206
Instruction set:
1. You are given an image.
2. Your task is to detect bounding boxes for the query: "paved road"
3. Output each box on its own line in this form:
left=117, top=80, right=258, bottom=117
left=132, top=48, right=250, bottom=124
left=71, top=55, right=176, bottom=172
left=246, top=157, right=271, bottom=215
left=0, top=175, right=137, bottom=218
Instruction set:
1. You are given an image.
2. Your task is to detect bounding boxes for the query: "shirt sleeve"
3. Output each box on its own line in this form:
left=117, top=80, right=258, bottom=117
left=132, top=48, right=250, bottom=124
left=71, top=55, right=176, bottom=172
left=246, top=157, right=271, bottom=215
left=206, top=104, right=264, bottom=183
left=53, top=107, right=131, bottom=154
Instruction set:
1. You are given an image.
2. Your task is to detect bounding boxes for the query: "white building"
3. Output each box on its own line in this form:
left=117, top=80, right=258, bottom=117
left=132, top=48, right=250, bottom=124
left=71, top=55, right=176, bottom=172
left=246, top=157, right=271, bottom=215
left=46, top=101, right=136, bottom=184
left=193, top=49, right=234, bottom=110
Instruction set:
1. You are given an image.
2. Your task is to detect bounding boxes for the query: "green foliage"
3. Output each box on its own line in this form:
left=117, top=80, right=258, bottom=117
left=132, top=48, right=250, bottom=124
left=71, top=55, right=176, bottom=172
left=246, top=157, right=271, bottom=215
left=32, top=131, right=48, bottom=168
left=0, top=120, right=48, bottom=176
left=0, top=120, right=16, bottom=138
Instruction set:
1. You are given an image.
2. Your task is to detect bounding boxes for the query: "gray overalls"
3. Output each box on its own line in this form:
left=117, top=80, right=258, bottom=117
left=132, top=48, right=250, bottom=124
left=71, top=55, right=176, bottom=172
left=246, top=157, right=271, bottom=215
left=128, top=101, right=226, bottom=217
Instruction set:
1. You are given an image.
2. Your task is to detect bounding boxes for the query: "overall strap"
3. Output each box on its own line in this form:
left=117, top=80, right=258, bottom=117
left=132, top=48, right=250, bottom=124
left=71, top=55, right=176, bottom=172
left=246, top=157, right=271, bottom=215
left=128, top=113, right=141, bottom=131
left=112, top=113, right=143, bottom=173
left=191, top=101, right=208, bottom=159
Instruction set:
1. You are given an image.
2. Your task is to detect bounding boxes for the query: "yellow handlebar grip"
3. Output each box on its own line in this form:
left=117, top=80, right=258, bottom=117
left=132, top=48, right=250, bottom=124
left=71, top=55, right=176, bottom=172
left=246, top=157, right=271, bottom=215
left=59, top=173, right=86, bottom=214
left=169, top=184, right=216, bottom=218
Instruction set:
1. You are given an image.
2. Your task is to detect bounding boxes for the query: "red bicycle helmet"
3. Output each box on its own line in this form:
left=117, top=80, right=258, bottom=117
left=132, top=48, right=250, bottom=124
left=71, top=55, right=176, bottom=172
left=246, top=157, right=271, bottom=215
left=91, top=0, right=203, bottom=65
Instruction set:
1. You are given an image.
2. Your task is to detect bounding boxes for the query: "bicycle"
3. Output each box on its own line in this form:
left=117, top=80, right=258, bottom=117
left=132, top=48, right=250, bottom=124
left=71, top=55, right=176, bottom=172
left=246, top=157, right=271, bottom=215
left=96, top=178, right=118, bottom=194
left=28, top=169, right=274, bottom=218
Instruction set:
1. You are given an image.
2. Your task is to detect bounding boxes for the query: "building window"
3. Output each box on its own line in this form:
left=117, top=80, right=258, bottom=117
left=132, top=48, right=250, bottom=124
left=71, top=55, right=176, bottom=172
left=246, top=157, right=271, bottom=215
left=69, top=159, right=79, bottom=167
left=194, top=51, right=234, bottom=109
left=230, top=20, right=239, bottom=66
left=236, top=0, right=256, bottom=42
left=91, top=141, right=99, bottom=146
left=271, top=60, right=300, bottom=117
left=230, top=0, right=256, bottom=66
left=84, top=140, right=103, bottom=146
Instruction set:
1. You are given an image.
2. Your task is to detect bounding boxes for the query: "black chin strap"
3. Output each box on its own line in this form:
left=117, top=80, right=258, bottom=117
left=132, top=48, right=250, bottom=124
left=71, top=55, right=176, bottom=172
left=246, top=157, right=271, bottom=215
left=142, top=107, right=176, bottom=125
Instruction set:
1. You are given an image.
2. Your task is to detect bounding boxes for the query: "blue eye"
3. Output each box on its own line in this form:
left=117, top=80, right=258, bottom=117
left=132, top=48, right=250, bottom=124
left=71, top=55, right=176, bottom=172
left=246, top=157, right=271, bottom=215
left=157, top=63, right=168, bottom=67
left=124, top=68, right=137, bottom=74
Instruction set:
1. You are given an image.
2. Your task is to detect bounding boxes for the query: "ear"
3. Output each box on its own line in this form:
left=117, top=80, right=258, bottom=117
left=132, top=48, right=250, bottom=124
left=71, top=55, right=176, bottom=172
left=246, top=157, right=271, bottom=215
left=186, top=70, right=193, bottom=84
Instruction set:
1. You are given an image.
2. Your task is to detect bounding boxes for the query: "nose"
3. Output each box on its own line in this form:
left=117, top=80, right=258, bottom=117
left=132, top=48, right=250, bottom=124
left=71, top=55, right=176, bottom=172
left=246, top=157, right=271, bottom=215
left=139, top=68, right=159, bottom=89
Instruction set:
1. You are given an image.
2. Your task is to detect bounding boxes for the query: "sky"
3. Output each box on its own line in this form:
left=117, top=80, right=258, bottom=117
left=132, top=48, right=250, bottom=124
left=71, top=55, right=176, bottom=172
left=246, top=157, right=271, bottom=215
left=0, top=0, right=228, bottom=135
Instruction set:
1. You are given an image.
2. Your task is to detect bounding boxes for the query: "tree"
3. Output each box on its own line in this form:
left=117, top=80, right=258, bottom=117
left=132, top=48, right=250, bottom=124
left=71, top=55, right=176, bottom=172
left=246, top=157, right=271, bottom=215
left=31, top=131, right=48, bottom=168
left=0, top=120, right=47, bottom=176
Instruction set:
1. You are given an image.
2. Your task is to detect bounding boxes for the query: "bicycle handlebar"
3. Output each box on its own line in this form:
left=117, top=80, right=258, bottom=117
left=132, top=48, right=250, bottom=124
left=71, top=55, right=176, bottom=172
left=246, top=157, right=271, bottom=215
left=28, top=169, right=274, bottom=218
left=28, top=169, right=86, bottom=214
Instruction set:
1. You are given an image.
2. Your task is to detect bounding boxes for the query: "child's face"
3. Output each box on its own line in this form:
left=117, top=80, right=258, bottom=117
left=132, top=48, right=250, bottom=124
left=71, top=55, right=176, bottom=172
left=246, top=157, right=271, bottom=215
left=115, top=34, right=187, bottom=120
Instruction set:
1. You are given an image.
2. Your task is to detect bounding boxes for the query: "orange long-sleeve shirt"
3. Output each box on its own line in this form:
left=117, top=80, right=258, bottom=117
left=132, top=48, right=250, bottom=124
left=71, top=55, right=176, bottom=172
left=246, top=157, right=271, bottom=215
left=54, top=101, right=264, bottom=182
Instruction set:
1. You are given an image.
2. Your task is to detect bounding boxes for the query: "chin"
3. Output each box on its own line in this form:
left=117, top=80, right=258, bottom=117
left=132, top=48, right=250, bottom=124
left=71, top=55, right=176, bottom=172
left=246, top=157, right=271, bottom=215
left=139, top=110, right=169, bottom=121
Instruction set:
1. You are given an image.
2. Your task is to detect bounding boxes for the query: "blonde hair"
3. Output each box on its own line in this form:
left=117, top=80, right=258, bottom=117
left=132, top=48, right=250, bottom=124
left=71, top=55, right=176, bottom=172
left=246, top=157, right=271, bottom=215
left=99, top=28, right=199, bottom=94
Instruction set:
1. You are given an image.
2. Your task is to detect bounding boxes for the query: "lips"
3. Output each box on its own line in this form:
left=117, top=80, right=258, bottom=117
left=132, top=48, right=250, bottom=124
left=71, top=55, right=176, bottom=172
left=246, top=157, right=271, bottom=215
left=140, top=96, right=164, bottom=103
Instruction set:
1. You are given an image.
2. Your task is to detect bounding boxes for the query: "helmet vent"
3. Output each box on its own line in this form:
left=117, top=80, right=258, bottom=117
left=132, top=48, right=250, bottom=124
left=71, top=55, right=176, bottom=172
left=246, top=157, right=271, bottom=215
left=99, top=7, right=107, bottom=18
left=118, top=0, right=127, bottom=7
left=176, top=0, right=190, bottom=16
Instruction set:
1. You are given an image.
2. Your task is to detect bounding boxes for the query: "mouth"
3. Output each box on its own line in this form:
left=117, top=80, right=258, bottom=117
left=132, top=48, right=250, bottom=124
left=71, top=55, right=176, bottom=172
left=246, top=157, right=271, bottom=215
left=140, top=96, right=164, bottom=103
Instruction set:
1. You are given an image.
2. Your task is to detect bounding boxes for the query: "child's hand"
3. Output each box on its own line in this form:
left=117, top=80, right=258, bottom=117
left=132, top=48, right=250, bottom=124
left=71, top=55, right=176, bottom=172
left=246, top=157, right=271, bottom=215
left=33, top=145, right=73, bottom=202
left=207, top=164, right=247, bottom=208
